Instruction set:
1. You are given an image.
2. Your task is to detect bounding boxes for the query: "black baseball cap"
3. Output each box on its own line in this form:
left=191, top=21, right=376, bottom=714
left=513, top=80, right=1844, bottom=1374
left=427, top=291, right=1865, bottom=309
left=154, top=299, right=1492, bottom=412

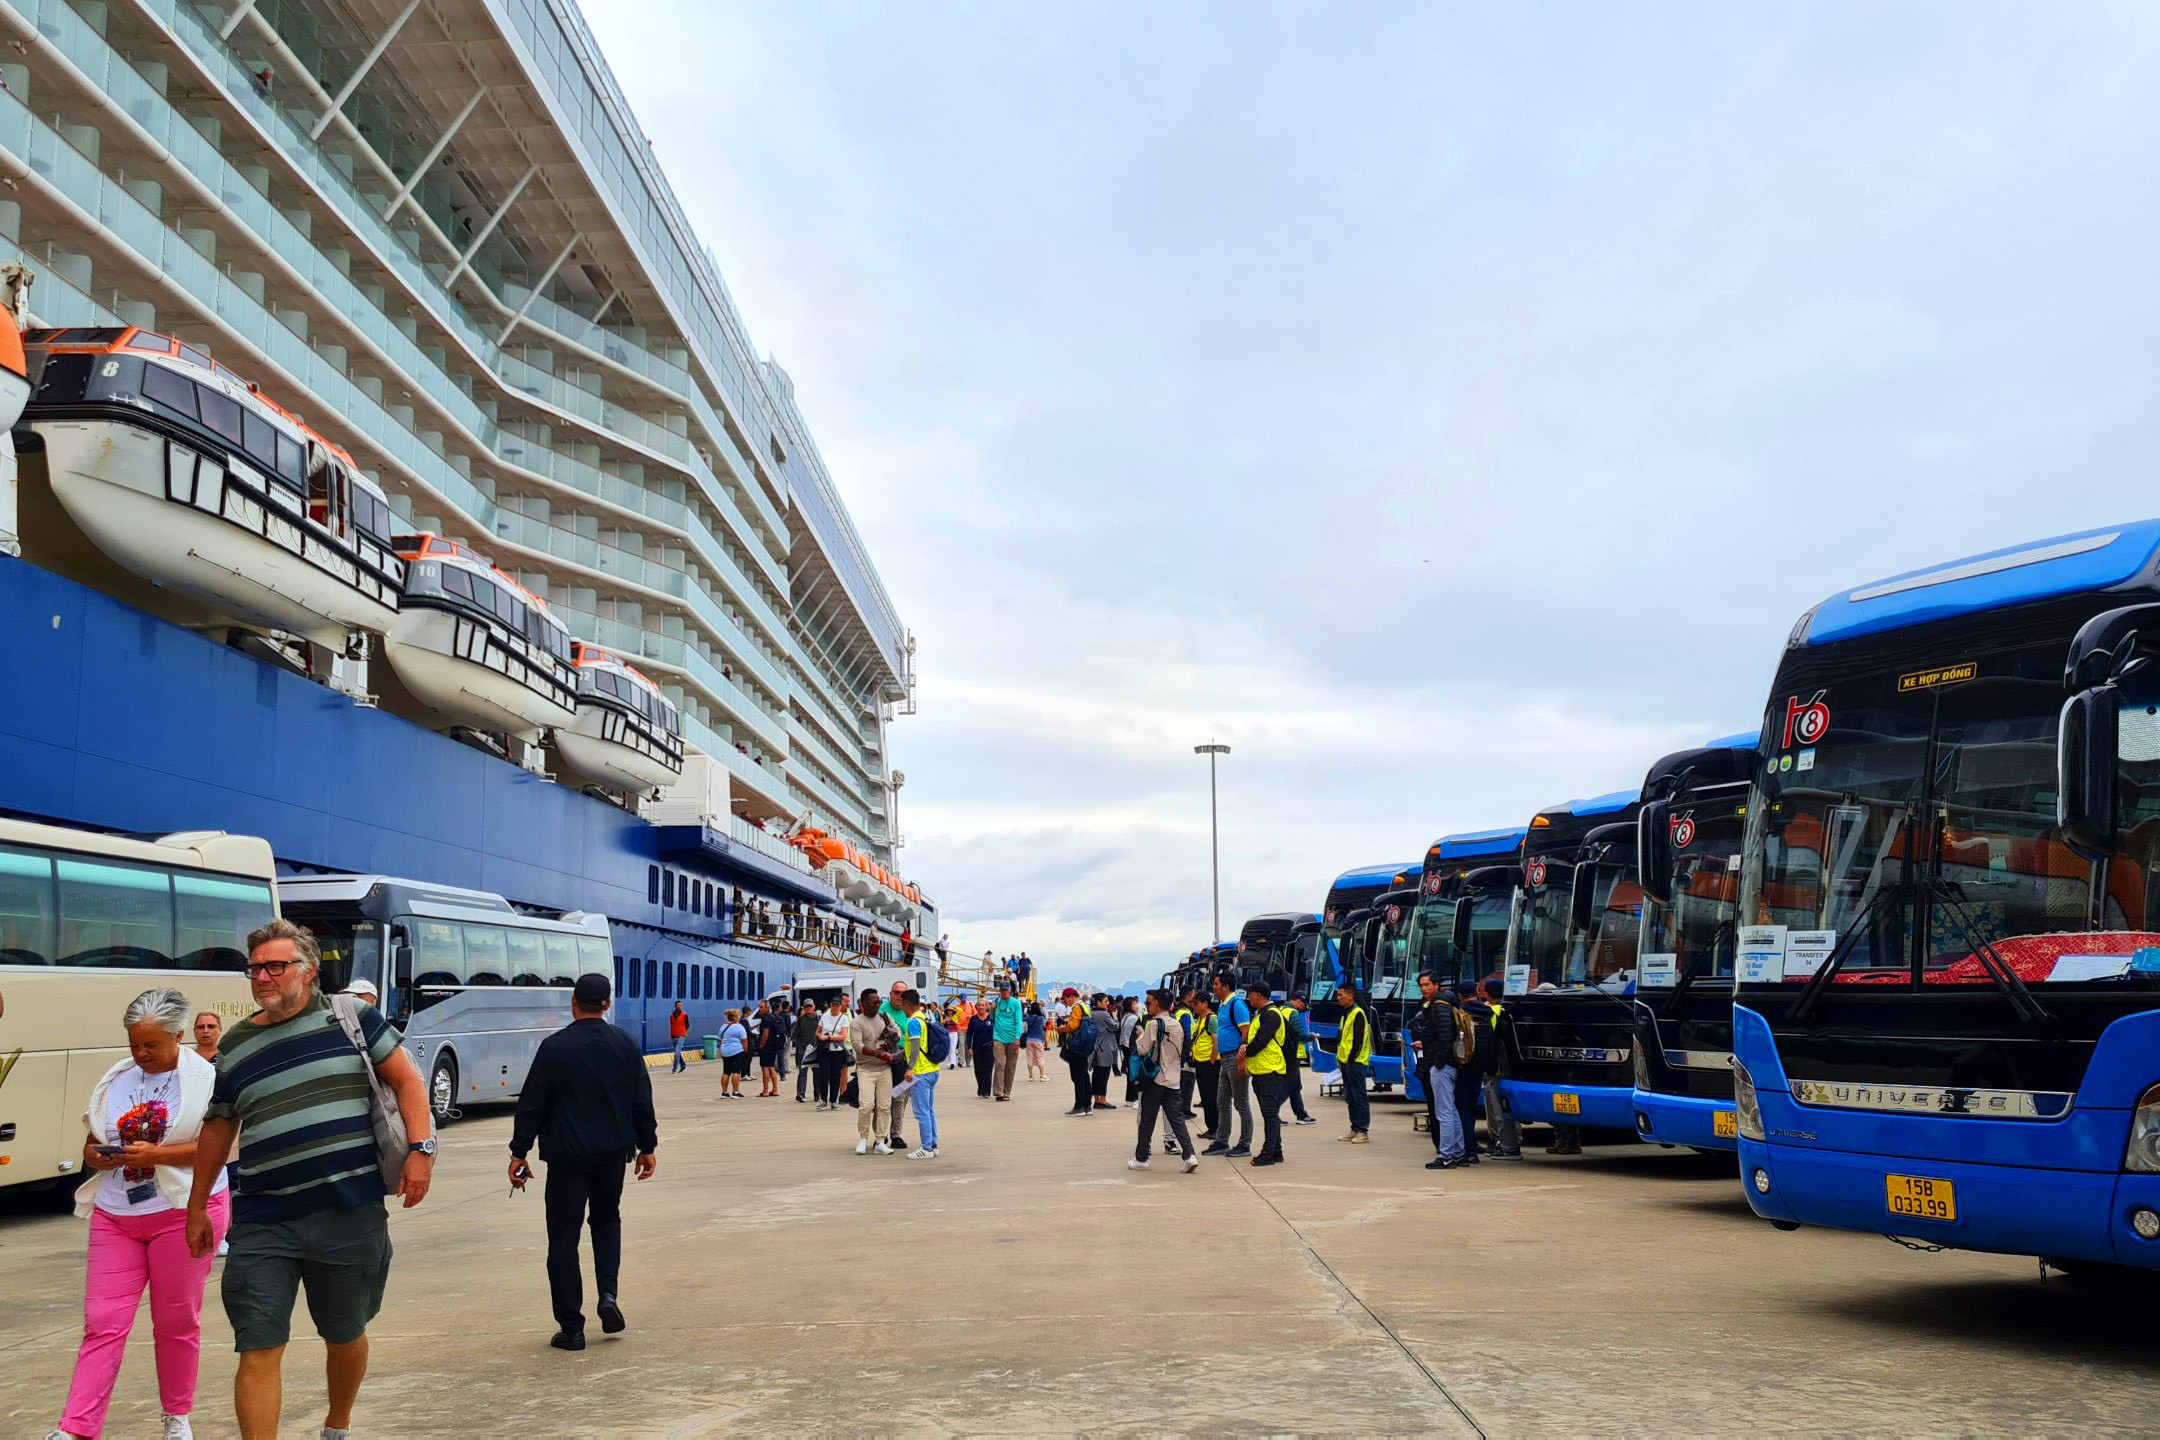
left=573, top=973, right=612, bottom=1008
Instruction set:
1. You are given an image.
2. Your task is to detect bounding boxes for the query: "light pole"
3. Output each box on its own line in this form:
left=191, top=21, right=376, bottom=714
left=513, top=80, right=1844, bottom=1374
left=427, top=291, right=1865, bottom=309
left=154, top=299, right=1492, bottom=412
left=1194, top=743, right=1230, bottom=942
left=888, top=770, right=905, bottom=852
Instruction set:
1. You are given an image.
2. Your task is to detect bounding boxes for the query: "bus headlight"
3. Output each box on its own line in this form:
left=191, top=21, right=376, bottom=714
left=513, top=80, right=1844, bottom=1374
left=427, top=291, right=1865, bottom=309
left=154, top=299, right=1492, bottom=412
left=1731, top=1059, right=1766, bottom=1142
left=2125, top=1083, right=2160, bottom=1173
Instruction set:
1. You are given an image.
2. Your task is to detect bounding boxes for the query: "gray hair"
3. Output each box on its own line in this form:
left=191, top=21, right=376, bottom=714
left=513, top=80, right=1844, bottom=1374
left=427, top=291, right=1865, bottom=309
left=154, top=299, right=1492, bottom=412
left=124, top=986, right=192, bottom=1036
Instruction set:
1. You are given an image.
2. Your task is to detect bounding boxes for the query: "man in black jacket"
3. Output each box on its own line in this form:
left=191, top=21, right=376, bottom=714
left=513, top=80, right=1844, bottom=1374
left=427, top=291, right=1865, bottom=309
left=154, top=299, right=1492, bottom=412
left=792, top=997, right=822, bottom=1103
left=510, top=973, right=659, bottom=1351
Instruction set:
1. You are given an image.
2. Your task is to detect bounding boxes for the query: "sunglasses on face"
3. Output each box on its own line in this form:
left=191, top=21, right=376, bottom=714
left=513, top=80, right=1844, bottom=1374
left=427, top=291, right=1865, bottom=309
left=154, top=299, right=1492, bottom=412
left=244, top=959, right=299, bottom=979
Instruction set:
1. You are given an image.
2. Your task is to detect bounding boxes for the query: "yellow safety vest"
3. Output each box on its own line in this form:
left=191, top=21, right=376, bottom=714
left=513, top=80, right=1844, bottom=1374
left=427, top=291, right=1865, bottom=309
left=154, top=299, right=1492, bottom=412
left=1336, top=1005, right=1373, bottom=1066
left=1191, top=1016, right=1218, bottom=1063
left=1246, top=1004, right=1292, bottom=1076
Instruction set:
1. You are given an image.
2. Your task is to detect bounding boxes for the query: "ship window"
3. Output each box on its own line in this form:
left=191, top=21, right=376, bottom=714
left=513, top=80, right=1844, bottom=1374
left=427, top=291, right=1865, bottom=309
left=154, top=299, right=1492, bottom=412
left=140, top=363, right=196, bottom=419
left=505, top=926, right=546, bottom=987
left=276, top=434, right=305, bottom=487
left=658, top=960, right=671, bottom=999
left=69, top=327, right=126, bottom=345
left=663, top=870, right=675, bottom=908
left=0, top=846, right=55, bottom=966
left=647, top=865, right=659, bottom=905
left=125, top=333, right=175, bottom=354
left=676, top=962, right=687, bottom=999
left=197, top=388, right=244, bottom=447
left=172, top=873, right=273, bottom=972
left=242, top=410, right=278, bottom=475
left=614, top=956, right=626, bottom=997
left=492, top=586, right=523, bottom=629
left=467, top=576, right=497, bottom=616
left=440, top=566, right=472, bottom=602
left=463, top=924, right=508, bottom=986
left=176, top=343, right=212, bottom=369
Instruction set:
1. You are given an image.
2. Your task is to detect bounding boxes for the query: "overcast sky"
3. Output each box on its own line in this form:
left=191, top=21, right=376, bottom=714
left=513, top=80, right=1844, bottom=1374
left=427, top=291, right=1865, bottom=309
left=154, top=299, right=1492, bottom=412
left=588, top=2, right=2160, bottom=987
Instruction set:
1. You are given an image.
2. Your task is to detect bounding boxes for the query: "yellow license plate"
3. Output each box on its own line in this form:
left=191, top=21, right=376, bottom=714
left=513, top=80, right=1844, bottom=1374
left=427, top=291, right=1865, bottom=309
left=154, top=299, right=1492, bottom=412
left=1712, top=1111, right=1738, bottom=1139
left=1553, top=1093, right=1580, bottom=1116
left=1885, top=1174, right=1956, bottom=1222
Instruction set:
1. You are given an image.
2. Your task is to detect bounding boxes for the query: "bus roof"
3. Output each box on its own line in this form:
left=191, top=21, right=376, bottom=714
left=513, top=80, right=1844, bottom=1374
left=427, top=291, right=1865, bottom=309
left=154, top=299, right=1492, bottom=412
left=1329, top=861, right=1419, bottom=890
left=1432, top=827, right=1527, bottom=861
left=1800, top=518, right=2160, bottom=646
left=1569, top=789, right=1638, bottom=817
left=1703, top=731, right=1758, bottom=750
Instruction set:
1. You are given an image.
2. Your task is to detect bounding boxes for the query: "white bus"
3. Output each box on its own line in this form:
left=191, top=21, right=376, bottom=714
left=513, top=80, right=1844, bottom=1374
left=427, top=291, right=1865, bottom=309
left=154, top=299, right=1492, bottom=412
left=279, top=874, right=613, bottom=1123
left=0, top=820, right=275, bottom=1195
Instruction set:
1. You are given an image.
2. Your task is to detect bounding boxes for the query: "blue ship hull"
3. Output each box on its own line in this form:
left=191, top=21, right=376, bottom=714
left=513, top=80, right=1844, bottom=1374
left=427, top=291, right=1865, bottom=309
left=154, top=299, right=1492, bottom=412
left=0, top=554, right=828, bottom=1051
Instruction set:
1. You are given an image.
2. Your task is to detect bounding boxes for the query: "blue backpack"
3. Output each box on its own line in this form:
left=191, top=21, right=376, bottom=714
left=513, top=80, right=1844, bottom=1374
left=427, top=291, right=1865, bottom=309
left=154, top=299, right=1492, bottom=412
left=921, top=1018, right=952, bottom=1065
left=1065, top=1012, right=1098, bottom=1058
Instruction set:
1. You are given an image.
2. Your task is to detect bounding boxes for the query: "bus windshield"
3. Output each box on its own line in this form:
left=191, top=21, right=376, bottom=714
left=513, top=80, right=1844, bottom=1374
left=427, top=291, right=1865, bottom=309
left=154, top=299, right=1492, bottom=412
left=1509, top=863, right=1574, bottom=987
left=1642, top=803, right=1745, bottom=983
left=1370, top=906, right=1413, bottom=999
left=1567, top=864, right=1643, bottom=987
left=287, top=911, right=380, bottom=1006
left=1406, top=891, right=1511, bottom=988
left=1739, top=643, right=2160, bottom=990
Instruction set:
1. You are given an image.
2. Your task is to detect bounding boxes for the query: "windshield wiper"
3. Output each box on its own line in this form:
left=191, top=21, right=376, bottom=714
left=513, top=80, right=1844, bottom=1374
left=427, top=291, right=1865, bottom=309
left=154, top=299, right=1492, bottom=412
left=1924, top=875, right=2051, bottom=1025
left=1669, top=918, right=1736, bottom=1008
left=1790, top=879, right=1905, bottom=1023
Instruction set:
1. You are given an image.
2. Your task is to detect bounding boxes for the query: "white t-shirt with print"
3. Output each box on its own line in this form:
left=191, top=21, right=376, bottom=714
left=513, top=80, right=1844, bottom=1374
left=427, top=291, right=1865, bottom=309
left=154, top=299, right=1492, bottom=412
left=96, top=1065, right=227, bottom=1216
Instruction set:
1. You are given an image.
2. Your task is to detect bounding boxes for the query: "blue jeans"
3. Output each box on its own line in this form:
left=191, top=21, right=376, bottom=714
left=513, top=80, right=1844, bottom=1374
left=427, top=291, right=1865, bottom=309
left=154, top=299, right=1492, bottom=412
left=1427, top=1064, right=1464, bottom=1160
left=910, top=1069, right=940, bottom=1150
left=670, top=1038, right=686, bottom=1073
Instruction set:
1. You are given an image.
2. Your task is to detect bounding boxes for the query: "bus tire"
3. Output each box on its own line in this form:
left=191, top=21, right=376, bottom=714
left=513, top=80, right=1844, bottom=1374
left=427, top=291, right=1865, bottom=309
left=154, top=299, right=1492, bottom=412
left=428, top=1053, right=459, bottom=1126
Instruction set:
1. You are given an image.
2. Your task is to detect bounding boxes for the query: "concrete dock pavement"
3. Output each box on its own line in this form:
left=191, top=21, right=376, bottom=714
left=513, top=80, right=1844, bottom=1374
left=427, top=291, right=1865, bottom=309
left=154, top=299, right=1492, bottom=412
left=6, top=1067, right=2160, bottom=1436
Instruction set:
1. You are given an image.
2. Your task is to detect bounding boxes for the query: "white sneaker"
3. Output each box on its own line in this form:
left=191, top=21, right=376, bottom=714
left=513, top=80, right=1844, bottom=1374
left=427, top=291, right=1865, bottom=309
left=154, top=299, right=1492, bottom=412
left=1127, top=1159, right=1151, bottom=1171
left=908, top=1148, right=932, bottom=1159
left=872, top=1142, right=892, bottom=1155
left=164, top=1417, right=194, bottom=1440
left=1182, top=1154, right=1201, bottom=1172
left=855, top=1139, right=869, bottom=1155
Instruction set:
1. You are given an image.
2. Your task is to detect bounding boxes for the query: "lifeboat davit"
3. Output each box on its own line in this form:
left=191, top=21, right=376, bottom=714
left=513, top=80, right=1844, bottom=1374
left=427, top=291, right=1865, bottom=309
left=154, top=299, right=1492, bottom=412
left=553, top=641, right=685, bottom=793
left=384, top=534, right=576, bottom=741
left=20, top=327, right=403, bottom=646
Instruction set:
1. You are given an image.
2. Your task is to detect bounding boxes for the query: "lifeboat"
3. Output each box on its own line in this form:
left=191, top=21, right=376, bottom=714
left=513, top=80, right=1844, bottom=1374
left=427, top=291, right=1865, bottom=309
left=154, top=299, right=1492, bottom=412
left=553, top=641, right=685, bottom=793
left=383, top=533, right=576, bottom=741
left=20, top=326, right=403, bottom=646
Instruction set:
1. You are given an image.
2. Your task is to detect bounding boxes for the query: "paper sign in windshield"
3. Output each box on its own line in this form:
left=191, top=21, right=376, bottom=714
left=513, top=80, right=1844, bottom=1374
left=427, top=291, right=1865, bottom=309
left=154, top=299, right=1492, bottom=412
left=2047, top=953, right=2133, bottom=982
left=1640, top=953, right=1679, bottom=988
left=1897, top=661, right=1978, bottom=693
left=1737, top=925, right=1787, bottom=984
left=1504, top=964, right=1532, bottom=997
left=1783, top=930, right=1837, bottom=979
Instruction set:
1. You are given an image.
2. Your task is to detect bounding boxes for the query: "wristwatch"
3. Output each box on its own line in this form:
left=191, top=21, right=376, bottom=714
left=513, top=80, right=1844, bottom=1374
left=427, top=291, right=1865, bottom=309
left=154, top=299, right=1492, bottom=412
left=408, top=1137, right=437, bottom=1157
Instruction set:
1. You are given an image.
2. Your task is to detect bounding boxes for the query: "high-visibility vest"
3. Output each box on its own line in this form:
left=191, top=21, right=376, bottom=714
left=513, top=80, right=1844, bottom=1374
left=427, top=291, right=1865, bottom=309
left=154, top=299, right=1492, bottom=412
left=1246, top=1004, right=1292, bottom=1075
left=1191, top=1017, right=1218, bottom=1063
left=1336, top=1005, right=1372, bottom=1066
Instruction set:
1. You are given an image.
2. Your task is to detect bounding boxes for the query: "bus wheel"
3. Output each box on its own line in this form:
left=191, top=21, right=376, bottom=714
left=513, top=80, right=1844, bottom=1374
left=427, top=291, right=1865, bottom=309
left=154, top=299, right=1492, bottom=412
left=429, top=1055, right=458, bottom=1126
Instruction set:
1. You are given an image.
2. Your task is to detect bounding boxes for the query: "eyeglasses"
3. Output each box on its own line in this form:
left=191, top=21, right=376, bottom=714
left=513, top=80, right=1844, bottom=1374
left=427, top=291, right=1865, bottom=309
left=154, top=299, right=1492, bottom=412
left=244, top=960, right=299, bottom=979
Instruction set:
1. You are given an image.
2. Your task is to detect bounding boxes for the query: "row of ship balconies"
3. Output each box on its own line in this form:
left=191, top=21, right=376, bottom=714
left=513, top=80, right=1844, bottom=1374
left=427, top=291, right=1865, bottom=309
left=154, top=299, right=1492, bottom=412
left=7, top=0, right=892, bottom=784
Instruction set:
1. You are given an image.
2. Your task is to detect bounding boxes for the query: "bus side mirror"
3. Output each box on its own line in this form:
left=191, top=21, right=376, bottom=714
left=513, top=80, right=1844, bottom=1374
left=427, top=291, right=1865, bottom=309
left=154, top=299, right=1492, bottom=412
left=1637, top=799, right=1673, bottom=907
left=2059, top=685, right=2119, bottom=859
left=1569, top=868, right=1597, bottom=932
left=393, top=941, right=414, bottom=986
left=1450, top=897, right=1473, bottom=954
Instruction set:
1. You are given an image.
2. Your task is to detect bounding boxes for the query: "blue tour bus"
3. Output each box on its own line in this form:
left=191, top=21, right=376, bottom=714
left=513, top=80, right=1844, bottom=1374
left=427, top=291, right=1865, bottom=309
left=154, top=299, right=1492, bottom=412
left=1398, top=828, right=1525, bottom=1099
left=1732, top=520, right=2160, bottom=1278
left=1309, top=861, right=1418, bottom=1067
left=1495, top=788, right=1645, bottom=1137
left=1627, top=734, right=1759, bottom=1152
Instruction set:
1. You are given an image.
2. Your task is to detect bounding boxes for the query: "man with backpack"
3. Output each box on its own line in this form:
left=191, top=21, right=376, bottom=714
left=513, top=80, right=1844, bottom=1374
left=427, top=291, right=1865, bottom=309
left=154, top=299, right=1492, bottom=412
left=1127, top=990, right=1201, bottom=1171
left=1474, top=979, right=1523, bottom=1159
left=898, top=988, right=944, bottom=1158
left=1200, top=973, right=1255, bottom=1157
left=1239, top=980, right=1296, bottom=1167
left=1333, top=983, right=1374, bottom=1144
left=1409, top=971, right=1474, bottom=1169
left=1057, top=988, right=1098, bottom=1116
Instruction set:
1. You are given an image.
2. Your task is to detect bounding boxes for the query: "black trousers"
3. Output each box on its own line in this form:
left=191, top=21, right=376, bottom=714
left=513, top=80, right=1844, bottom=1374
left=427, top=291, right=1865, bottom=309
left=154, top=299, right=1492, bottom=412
left=973, top=1045, right=994, bottom=1097
left=1137, top=1081, right=1195, bottom=1161
left=544, top=1153, right=625, bottom=1333
left=1179, top=1068, right=1198, bottom=1121
left=816, top=1050, right=845, bottom=1104
left=1287, top=1060, right=1312, bottom=1121
left=1092, top=1063, right=1112, bottom=1102
left=1067, top=1051, right=1094, bottom=1111
left=1194, top=1060, right=1221, bottom=1135
left=1251, top=1071, right=1289, bottom=1160
left=1342, top=1060, right=1371, bottom=1133
left=1455, top=1067, right=1485, bottom=1152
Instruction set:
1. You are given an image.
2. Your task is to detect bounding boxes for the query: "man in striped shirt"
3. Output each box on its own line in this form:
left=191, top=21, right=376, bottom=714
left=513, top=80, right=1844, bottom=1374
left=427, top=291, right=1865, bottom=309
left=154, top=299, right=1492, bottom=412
left=186, top=920, right=434, bottom=1440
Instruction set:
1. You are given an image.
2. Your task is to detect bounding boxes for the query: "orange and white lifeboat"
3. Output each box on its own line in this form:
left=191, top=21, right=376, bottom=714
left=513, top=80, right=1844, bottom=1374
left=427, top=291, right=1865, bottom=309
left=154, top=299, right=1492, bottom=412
left=384, top=533, right=576, bottom=741
left=553, top=642, right=685, bottom=793
left=20, top=327, right=402, bottom=645
left=0, top=299, right=27, bottom=433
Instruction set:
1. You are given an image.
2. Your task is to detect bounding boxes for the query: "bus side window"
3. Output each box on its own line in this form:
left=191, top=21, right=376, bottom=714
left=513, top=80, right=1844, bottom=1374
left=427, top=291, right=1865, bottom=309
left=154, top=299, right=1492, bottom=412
left=410, top=920, right=462, bottom=1011
left=0, top=845, right=56, bottom=964
left=505, top=927, right=546, bottom=987
left=463, top=924, right=508, bottom=986
left=56, top=857, right=174, bottom=968
left=543, top=931, right=578, bottom=986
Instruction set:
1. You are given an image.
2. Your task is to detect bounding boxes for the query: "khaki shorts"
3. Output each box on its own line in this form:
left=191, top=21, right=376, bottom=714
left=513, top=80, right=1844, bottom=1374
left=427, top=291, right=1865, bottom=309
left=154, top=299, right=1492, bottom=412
left=222, top=1202, right=391, bottom=1352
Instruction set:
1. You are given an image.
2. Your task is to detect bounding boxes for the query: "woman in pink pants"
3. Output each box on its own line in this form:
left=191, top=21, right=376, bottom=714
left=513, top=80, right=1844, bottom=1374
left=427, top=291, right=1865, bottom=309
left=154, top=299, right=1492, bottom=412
left=48, top=987, right=229, bottom=1440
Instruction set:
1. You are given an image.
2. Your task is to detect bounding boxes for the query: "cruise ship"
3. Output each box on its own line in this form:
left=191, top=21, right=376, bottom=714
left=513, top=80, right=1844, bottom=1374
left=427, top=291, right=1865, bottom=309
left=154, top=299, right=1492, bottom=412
left=0, top=0, right=934, bottom=1051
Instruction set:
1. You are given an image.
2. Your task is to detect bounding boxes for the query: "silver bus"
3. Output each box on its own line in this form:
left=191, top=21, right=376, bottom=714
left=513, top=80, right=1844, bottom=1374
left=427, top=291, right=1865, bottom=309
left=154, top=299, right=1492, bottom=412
left=280, top=874, right=613, bottom=1123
